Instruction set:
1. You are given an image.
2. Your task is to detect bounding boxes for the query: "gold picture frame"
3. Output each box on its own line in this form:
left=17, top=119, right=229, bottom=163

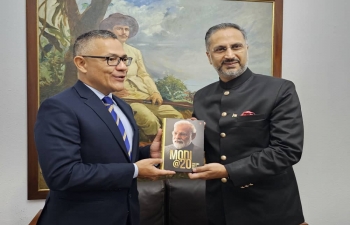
left=27, top=0, right=283, bottom=199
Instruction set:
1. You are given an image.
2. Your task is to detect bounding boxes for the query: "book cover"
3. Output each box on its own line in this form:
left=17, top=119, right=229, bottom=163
left=161, top=118, right=205, bottom=172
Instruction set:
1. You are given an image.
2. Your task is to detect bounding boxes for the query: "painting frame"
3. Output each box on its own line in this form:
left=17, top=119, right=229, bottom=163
left=27, top=0, right=283, bottom=200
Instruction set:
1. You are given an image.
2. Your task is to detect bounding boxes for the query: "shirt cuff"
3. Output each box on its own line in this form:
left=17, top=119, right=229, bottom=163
left=133, top=163, right=139, bottom=178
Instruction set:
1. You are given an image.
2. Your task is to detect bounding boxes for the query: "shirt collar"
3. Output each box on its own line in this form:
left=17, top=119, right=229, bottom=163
left=83, top=83, right=114, bottom=102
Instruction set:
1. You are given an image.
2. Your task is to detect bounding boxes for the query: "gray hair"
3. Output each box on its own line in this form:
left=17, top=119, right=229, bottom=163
left=205, top=23, right=247, bottom=51
left=174, top=120, right=197, bottom=134
left=73, top=30, right=118, bottom=57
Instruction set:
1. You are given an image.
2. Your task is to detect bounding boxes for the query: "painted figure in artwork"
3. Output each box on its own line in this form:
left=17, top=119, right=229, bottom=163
left=99, top=13, right=184, bottom=143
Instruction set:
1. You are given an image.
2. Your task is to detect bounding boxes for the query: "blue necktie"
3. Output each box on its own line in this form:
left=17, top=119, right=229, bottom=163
left=102, top=96, right=131, bottom=158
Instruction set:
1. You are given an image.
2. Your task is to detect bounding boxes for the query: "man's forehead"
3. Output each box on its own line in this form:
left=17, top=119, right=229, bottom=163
left=174, top=124, right=191, bottom=131
left=113, top=24, right=130, bottom=28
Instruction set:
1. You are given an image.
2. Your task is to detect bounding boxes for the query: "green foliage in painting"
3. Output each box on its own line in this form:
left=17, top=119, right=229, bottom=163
left=155, top=75, right=188, bottom=101
left=39, top=41, right=67, bottom=102
left=39, top=50, right=65, bottom=86
left=155, top=74, right=196, bottom=103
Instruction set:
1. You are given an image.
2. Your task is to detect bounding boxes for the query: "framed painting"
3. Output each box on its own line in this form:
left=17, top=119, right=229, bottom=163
left=27, top=0, right=283, bottom=199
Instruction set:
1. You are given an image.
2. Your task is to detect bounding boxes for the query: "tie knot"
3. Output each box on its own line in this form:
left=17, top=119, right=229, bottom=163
left=102, top=96, right=114, bottom=105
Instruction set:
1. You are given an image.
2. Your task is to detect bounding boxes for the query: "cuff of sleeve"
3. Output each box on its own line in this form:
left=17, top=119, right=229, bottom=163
left=133, top=163, right=138, bottom=178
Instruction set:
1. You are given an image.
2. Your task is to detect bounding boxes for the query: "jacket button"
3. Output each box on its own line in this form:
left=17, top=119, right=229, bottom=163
left=221, top=155, right=227, bottom=161
left=221, top=178, right=227, bottom=183
left=221, top=112, right=227, bottom=117
left=224, top=91, right=230, bottom=96
left=220, top=133, right=226, bottom=138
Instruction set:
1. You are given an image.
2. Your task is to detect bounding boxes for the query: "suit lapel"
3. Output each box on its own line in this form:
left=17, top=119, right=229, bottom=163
left=73, top=81, right=131, bottom=161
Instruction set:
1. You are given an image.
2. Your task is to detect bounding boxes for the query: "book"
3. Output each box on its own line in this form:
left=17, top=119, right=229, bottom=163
left=161, top=118, right=205, bottom=172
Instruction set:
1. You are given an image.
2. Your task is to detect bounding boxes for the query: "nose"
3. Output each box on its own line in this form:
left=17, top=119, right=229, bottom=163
left=115, top=60, right=128, bottom=71
left=225, top=48, right=235, bottom=58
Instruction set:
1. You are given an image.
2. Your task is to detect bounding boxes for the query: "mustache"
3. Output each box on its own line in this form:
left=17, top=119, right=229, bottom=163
left=222, top=58, right=240, bottom=64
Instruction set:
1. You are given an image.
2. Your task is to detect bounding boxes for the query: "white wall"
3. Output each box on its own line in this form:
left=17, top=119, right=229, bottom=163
left=283, top=0, right=350, bottom=224
left=0, top=0, right=45, bottom=225
left=1, top=0, right=350, bottom=224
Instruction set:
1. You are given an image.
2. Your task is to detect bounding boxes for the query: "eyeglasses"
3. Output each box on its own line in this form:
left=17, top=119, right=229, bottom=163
left=81, top=55, right=133, bottom=66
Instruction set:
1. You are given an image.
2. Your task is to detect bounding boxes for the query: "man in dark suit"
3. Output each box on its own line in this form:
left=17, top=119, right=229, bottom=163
left=188, top=23, right=306, bottom=225
left=34, top=30, right=175, bottom=225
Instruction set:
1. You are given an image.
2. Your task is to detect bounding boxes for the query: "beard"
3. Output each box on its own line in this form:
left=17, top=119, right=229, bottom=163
left=173, top=138, right=192, bottom=149
left=214, top=57, right=248, bottom=80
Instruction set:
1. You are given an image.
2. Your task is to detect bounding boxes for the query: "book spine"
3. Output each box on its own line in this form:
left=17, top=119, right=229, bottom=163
left=160, top=118, right=167, bottom=170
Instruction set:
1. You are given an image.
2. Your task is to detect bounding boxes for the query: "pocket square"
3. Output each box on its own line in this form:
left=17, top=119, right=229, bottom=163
left=240, top=111, right=255, bottom=116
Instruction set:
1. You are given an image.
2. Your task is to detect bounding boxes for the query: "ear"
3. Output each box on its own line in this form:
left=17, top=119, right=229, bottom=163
left=74, top=56, right=87, bottom=73
left=206, top=52, right=212, bottom=65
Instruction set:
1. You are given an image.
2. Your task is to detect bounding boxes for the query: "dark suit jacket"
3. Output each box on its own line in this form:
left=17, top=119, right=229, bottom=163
left=34, top=80, right=150, bottom=225
left=192, top=68, right=304, bottom=225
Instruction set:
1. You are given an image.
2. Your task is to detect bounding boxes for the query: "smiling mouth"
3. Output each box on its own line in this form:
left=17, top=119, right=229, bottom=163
left=223, top=59, right=239, bottom=64
left=224, top=62, right=239, bottom=69
left=112, top=75, right=126, bottom=80
left=222, top=59, right=240, bottom=68
left=224, top=61, right=238, bottom=65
